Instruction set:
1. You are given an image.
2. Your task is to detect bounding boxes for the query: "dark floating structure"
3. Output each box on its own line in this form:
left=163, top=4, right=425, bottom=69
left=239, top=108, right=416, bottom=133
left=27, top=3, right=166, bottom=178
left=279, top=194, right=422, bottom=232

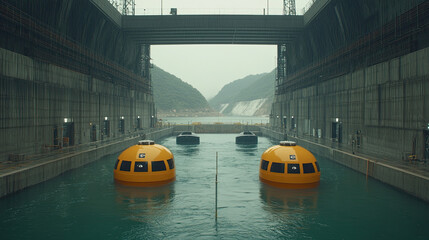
left=114, top=140, right=176, bottom=186
left=176, top=131, right=200, bottom=144
left=259, top=141, right=320, bottom=189
left=235, top=131, right=258, bottom=144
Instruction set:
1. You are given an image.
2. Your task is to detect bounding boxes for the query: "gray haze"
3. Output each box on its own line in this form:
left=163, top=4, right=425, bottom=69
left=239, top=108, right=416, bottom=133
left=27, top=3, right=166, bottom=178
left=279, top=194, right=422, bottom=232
left=135, top=0, right=310, bottom=99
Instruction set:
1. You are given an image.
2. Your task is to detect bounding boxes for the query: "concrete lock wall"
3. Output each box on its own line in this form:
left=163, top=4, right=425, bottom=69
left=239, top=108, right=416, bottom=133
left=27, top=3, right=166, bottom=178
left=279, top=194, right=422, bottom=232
left=0, top=0, right=158, bottom=198
left=274, top=47, right=429, bottom=162
left=272, top=0, right=429, bottom=163
left=0, top=47, right=155, bottom=162
left=269, top=0, right=429, bottom=201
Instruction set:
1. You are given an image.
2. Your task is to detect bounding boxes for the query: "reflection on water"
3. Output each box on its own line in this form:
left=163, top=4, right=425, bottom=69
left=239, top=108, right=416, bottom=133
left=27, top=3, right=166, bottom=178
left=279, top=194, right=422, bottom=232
left=260, top=182, right=319, bottom=211
left=175, top=144, right=200, bottom=156
left=115, top=182, right=175, bottom=223
left=259, top=182, right=320, bottom=237
left=235, top=144, right=258, bottom=156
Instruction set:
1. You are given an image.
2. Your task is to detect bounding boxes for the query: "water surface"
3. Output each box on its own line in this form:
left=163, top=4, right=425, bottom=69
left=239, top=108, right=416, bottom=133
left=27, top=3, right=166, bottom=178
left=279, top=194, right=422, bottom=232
left=1, top=134, right=428, bottom=239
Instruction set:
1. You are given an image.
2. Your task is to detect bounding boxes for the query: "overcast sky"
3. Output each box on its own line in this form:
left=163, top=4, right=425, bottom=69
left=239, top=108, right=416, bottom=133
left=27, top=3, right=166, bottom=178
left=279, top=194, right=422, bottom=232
left=134, top=0, right=310, bottom=99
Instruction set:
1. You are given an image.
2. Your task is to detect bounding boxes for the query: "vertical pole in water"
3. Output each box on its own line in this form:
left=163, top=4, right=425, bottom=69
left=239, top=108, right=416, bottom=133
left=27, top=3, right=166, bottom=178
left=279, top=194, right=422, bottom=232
left=366, top=159, right=369, bottom=181
left=215, top=152, right=218, bottom=222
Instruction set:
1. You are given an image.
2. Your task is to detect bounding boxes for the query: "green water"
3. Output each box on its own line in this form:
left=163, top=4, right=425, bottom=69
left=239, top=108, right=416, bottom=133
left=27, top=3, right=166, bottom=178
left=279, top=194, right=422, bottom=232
left=1, top=134, right=428, bottom=239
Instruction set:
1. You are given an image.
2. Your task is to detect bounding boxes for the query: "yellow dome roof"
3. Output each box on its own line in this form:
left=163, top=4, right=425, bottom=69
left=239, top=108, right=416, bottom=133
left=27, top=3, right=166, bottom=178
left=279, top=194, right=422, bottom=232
left=259, top=141, right=320, bottom=188
left=114, top=140, right=175, bottom=186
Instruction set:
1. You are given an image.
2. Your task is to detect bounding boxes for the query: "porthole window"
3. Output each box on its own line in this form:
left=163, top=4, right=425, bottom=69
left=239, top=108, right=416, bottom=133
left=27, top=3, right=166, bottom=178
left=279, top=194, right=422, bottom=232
left=167, top=158, right=174, bottom=169
left=152, top=160, right=167, bottom=172
left=261, top=160, right=269, bottom=170
left=287, top=163, right=300, bottom=174
left=114, top=159, right=119, bottom=169
left=134, top=161, right=148, bottom=172
left=303, top=163, right=316, bottom=173
left=120, top=160, right=131, bottom=171
left=270, top=162, right=285, bottom=173
left=315, top=161, right=320, bottom=172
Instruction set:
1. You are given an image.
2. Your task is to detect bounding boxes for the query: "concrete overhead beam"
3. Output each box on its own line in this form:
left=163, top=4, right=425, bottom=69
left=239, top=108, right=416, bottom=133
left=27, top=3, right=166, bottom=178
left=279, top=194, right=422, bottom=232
left=83, top=1, right=306, bottom=45
left=304, top=0, right=331, bottom=25
left=122, top=15, right=304, bottom=45
left=89, top=0, right=122, bottom=27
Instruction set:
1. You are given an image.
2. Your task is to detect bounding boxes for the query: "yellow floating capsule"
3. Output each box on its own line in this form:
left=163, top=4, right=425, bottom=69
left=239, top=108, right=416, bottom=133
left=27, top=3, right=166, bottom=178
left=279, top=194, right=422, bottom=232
left=114, top=140, right=175, bottom=187
left=259, top=141, right=320, bottom=188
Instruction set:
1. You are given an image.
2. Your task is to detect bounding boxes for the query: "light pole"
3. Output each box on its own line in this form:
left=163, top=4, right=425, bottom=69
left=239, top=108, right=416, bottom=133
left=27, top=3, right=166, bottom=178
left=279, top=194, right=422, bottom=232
left=161, top=0, right=163, bottom=15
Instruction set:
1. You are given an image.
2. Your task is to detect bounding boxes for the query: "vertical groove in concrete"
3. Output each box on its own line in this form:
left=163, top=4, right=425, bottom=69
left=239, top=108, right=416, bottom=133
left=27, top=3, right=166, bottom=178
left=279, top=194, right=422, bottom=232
left=0, top=47, right=155, bottom=162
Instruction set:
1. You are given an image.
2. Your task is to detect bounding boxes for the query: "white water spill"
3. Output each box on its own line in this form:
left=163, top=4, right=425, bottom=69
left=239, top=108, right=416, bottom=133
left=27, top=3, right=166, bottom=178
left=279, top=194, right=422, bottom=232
left=230, top=98, right=267, bottom=116
left=219, top=103, right=229, bottom=114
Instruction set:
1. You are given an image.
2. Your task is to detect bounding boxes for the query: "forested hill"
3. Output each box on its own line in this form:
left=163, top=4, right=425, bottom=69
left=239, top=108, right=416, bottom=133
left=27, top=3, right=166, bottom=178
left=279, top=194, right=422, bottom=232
left=151, top=66, right=213, bottom=115
left=209, top=73, right=266, bottom=106
left=209, top=70, right=275, bottom=116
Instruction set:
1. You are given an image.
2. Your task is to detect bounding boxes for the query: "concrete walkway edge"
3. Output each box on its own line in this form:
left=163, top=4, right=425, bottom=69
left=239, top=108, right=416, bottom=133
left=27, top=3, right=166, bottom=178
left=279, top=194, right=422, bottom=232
left=0, top=128, right=173, bottom=198
left=261, top=127, right=429, bottom=202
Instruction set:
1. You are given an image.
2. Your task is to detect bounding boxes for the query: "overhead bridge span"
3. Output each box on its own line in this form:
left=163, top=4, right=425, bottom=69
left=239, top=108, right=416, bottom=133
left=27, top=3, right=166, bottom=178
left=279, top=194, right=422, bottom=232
left=122, top=15, right=303, bottom=45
